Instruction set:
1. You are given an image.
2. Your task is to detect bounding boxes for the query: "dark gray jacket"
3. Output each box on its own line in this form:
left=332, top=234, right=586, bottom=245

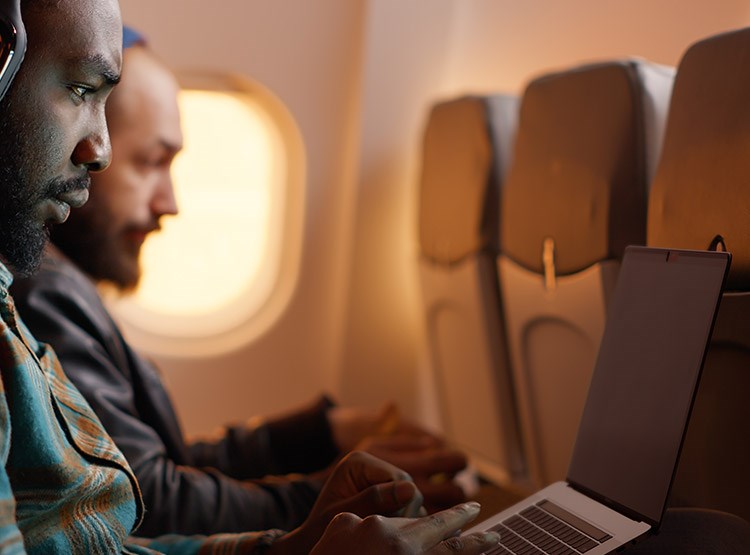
left=11, top=246, right=340, bottom=537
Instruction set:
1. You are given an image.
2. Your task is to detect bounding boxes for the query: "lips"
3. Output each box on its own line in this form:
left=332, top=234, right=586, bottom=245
left=56, top=188, right=90, bottom=208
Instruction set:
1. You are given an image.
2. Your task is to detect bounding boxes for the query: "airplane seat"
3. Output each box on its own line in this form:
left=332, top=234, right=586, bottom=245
left=498, top=60, right=675, bottom=488
left=647, top=27, right=750, bottom=522
left=418, top=94, right=525, bottom=485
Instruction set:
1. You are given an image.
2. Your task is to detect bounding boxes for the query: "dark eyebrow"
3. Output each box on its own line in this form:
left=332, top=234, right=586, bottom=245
left=77, top=53, right=121, bottom=86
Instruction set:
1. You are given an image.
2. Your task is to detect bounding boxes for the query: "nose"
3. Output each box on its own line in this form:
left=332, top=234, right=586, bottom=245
left=71, top=116, right=112, bottom=173
left=71, top=133, right=112, bottom=172
left=151, top=172, right=179, bottom=217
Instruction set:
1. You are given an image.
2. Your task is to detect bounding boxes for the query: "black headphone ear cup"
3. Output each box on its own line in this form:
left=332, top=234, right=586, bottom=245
left=0, top=0, right=26, bottom=102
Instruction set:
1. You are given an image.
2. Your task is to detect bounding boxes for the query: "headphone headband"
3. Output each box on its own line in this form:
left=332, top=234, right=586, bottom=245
left=0, top=0, right=26, bottom=102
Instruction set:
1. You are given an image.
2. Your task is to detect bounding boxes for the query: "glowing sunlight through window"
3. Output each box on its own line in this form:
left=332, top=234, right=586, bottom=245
left=111, top=77, right=305, bottom=356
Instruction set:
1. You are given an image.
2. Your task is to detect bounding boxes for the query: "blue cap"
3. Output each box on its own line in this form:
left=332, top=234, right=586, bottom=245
left=123, top=26, right=146, bottom=49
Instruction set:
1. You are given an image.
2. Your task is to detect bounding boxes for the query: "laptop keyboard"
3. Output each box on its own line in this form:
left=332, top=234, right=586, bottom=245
left=483, top=500, right=612, bottom=554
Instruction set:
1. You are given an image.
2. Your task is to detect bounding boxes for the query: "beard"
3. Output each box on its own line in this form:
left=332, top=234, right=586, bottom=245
left=0, top=92, right=90, bottom=276
left=50, top=203, right=143, bottom=291
left=0, top=167, right=49, bottom=277
left=0, top=125, right=91, bottom=276
left=0, top=171, right=92, bottom=277
left=0, top=91, right=47, bottom=276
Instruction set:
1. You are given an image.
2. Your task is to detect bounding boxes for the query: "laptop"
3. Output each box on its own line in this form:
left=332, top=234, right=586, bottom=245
left=464, top=245, right=731, bottom=554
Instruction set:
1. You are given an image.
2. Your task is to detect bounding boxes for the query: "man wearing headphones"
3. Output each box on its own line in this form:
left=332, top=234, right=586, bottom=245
left=0, top=0, right=747, bottom=553
left=9, top=26, right=469, bottom=538
left=0, top=0, right=502, bottom=552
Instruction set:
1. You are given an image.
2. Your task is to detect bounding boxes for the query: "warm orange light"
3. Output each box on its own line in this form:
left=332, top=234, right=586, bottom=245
left=134, top=90, right=278, bottom=317
left=109, top=77, right=305, bottom=356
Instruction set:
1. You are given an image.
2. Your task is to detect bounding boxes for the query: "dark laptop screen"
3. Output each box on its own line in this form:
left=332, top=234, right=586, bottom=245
left=567, top=246, right=729, bottom=525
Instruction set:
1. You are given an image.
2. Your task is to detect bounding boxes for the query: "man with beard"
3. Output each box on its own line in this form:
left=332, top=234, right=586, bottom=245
left=0, top=0, right=747, bottom=552
left=10, top=27, right=472, bottom=538
left=0, top=0, right=505, bottom=553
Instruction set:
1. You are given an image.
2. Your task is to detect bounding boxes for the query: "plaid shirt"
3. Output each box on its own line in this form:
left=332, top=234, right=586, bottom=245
left=0, top=262, right=284, bottom=554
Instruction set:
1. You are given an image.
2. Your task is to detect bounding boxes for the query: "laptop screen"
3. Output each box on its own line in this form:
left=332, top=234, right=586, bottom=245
left=567, top=246, right=729, bottom=525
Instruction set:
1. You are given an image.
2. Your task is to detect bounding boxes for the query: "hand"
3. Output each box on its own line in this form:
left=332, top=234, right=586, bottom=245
left=327, top=403, right=406, bottom=453
left=311, top=450, right=424, bottom=519
left=308, top=501, right=501, bottom=554
left=328, top=403, right=468, bottom=511
left=273, top=451, right=425, bottom=553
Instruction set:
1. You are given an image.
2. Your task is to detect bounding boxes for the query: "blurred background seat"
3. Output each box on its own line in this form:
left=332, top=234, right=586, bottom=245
left=498, top=60, right=675, bottom=487
left=647, top=27, right=750, bottom=523
left=418, top=94, right=524, bottom=485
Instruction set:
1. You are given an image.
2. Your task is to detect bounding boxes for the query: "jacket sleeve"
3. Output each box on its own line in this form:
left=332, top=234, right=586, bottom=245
left=188, top=395, right=341, bottom=479
left=11, top=264, right=324, bottom=537
left=127, top=529, right=286, bottom=555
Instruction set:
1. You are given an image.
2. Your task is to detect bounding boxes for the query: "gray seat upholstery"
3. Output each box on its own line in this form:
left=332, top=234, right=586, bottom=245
left=498, top=60, right=675, bottom=487
left=418, top=94, right=524, bottom=484
left=647, top=27, right=750, bottom=522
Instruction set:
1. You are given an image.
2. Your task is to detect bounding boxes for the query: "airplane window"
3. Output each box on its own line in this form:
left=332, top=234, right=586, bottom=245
left=110, top=75, right=305, bottom=356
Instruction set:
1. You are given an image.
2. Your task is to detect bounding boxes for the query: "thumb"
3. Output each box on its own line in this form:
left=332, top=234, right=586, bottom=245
left=340, top=479, right=424, bottom=518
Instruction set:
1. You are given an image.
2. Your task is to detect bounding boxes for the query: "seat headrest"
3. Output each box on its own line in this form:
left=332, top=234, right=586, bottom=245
left=648, top=27, right=750, bottom=289
left=419, top=95, right=518, bottom=264
left=501, top=61, right=653, bottom=275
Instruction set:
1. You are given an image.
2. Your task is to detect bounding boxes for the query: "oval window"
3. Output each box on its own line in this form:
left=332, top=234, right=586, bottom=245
left=110, top=74, right=305, bottom=356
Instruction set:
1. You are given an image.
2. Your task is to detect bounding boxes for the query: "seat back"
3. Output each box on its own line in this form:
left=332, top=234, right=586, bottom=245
left=647, top=28, right=750, bottom=522
left=499, top=61, right=675, bottom=487
left=418, top=95, right=525, bottom=483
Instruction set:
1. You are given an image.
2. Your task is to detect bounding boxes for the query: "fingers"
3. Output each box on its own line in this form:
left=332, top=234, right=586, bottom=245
left=308, top=512, right=365, bottom=555
left=362, top=438, right=467, bottom=477
left=405, top=501, right=485, bottom=549
left=311, top=505, right=501, bottom=555
left=326, top=511, right=363, bottom=533
left=342, top=479, right=424, bottom=518
left=322, top=451, right=413, bottom=501
left=429, top=531, right=502, bottom=554
left=312, top=452, right=425, bottom=527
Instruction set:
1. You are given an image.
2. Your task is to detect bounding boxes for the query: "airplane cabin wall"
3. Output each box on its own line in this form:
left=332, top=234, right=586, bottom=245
left=117, top=0, right=750, bottom=438
left=341, top=0, right=750, bottom=431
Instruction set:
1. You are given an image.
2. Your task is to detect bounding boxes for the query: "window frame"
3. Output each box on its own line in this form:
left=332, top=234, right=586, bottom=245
left=109, top=72, right=306, bottom=357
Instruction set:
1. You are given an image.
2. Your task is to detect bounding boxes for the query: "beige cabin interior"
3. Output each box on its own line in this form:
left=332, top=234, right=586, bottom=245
left=115, top=0, right=750, bottom=523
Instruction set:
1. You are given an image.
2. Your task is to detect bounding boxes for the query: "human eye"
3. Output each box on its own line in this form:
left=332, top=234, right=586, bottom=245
left=134, top=155, right=161, bottom=172
left=69, top=84, right=93, bottom=104
left=139, top=149, right=175, bottom=169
